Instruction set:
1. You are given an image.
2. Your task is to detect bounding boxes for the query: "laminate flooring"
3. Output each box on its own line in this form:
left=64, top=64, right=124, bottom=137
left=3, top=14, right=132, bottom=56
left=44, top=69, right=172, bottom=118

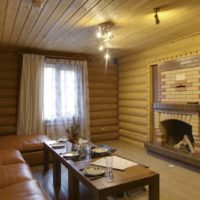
left=32, top=140, right=200, bottom=200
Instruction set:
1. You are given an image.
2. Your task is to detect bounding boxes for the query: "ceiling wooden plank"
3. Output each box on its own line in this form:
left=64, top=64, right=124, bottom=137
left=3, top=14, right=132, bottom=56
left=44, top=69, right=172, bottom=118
left=54, top=0, right=117, bottom=50
left=14, top=2, right=46, bottom=46
left=48, top=0, right=116, bottom=51
left=31, top=0, right=97, bottom=48
left=2, top=0, right=21, bottom=45
left=59, top=0, right=137, bottom=52
left=42, top=0, right=102, bottom=49
left=63, top=0, right=138, bottom=51
left=27, top=0, right=75, bottom=47
left=117, top=3, right=200, bottom=50
left=1, top=0, right=200, bottom=55
left=9, top=0, right=31, bottom=45
left=23, top=0, right=61, bottom=47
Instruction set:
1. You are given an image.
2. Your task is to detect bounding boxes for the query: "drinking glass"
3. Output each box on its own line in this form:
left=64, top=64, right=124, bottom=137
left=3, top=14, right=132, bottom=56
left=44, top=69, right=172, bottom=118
left=104, top=156, right=114, bottom=182
left=65, top=139, right=69, bottom=153
left=85, top=142, right=91, bottom=160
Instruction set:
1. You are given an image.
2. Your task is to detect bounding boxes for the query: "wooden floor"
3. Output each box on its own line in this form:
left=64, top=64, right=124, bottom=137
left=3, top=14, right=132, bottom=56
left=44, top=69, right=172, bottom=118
left=32, top=140, right=200, bottom=200
left=32, top=164, right=93, bottom=200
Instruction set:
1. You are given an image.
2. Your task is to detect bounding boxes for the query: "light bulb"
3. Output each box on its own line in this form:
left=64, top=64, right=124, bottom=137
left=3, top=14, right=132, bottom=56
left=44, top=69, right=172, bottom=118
left=104, top=52, right=110, bottom=60
left=99, top=45, right=104, bottom=51
left=107, top=31, right=112, bottom=38
left=96, top=31, right=102, bottom=38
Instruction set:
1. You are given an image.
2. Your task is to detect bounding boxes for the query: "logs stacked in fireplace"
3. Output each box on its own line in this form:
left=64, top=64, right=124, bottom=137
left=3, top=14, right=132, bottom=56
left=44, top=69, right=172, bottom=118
left=174, top=135, right=195, bottom=153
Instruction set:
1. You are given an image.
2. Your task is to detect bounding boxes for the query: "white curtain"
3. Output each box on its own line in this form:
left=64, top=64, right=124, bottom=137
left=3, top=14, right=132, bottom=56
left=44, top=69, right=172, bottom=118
left=44, top=58, right=90, bottom=140
left=17, top=54, right=45, bottom=135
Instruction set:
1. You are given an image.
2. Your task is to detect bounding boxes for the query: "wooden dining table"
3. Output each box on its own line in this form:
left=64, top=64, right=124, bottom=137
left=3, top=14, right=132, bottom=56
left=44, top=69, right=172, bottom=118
left=43, top=141, right=159, bottom=200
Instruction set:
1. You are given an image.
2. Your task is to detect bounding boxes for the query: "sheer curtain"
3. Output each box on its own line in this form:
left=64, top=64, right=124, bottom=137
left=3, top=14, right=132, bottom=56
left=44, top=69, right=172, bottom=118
left=44, top=58, right=90, bottom=140
left=17, top=54, right=45, bottom=135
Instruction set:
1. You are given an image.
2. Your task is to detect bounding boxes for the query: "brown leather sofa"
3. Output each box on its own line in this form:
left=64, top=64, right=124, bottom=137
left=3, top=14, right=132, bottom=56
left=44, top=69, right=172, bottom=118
left=0, top=134, right=50, bottom=166
left=0, top=135, right=50, bottom=200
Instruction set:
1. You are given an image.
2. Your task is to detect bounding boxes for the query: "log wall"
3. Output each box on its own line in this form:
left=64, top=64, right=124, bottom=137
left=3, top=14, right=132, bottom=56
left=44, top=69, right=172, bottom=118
left=0, top=51, right=21, bottom=136
left=118, top=33, right=200, bottom=145
left=88, top=57, right=118, bottom=141
left=0, top=51, right=119, bottom=141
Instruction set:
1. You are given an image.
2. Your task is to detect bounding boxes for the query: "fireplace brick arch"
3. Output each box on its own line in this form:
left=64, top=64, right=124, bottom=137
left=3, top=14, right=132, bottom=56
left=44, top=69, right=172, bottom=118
left=154, top=110, right=200, bottom=155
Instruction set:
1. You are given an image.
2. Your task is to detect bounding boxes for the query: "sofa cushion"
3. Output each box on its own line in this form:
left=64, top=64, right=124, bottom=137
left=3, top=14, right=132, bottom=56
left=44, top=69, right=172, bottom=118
left=0, top=149, right=25, bottom=165
left=0, top=180, right=49, bottom=200
left=0, top=163, right=33, bottom=188
left=0, top=135, right=49, bottom=152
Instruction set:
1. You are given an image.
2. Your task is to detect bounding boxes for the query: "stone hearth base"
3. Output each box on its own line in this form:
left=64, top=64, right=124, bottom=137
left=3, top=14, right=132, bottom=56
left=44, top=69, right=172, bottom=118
left=145, top=142, right=200, bottom=171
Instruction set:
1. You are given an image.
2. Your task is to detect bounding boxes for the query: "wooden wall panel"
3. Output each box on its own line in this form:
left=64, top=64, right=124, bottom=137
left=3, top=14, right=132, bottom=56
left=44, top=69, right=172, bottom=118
left=118, top=33, right=200, bottom=145
left=88, top=57, right=118, bottom=142
left=0, top=52, right=21, bottom=136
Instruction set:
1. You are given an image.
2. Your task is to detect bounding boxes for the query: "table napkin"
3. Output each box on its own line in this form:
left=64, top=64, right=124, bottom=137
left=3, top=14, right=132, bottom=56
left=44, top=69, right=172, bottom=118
left=91, top=155, right=138, bottom=170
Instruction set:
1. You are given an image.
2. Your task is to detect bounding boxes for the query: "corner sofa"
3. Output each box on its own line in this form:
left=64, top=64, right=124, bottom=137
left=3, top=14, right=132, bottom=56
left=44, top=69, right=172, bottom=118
left=0, top=134, right=50, bottom=200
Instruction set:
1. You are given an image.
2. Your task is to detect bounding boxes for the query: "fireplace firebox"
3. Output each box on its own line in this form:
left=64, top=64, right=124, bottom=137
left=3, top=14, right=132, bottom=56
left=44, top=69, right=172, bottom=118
left=161, top=119, right=194, bottom=152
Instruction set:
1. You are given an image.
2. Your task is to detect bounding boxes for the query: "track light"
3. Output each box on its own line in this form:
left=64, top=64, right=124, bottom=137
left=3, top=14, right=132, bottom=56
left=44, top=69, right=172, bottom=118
left=154, top=7, right=160, bottom=25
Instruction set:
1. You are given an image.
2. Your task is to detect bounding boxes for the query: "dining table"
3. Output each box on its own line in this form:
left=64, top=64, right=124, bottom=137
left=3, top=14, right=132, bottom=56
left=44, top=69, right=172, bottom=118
left=43, top=140, right=159, bottom=200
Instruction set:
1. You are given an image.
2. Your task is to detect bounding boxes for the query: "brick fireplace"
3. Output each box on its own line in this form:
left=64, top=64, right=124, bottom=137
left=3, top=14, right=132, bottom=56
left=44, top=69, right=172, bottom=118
left=145, top=55, right=200, bottom=169
left=154, top=104, right=200, bottom=156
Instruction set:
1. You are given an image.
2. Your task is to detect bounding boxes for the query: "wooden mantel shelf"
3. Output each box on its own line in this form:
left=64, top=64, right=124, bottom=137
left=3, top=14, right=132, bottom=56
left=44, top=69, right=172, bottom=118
left=153, top=103, right=200, bottom=112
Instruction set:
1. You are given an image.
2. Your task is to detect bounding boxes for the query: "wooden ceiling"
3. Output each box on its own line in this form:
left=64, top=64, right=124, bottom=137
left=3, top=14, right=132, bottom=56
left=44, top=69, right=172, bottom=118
left=1, top=0, right=200, bottom=56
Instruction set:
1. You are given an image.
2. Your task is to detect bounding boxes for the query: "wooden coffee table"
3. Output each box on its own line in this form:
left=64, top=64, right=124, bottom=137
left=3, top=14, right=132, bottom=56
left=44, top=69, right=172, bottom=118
left=43, top=141, right=159, bottom=200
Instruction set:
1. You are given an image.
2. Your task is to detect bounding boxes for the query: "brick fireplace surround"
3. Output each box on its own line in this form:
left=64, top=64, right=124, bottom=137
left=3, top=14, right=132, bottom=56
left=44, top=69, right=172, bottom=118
left=154, top=103, right=200, bottom=156
left=145, top=55, right=200, bottom=169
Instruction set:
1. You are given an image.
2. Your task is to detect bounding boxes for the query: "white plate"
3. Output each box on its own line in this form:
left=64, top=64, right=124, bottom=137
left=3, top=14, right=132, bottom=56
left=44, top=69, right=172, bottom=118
left=57, top=138, right=67, bottom=143
left=92, top=147, right=108, bottom=154
left=63, top=151, right=79, bottom=158
left=83, top=166, right=105, bottom=177
left=51, top=143, right=65, bottom=149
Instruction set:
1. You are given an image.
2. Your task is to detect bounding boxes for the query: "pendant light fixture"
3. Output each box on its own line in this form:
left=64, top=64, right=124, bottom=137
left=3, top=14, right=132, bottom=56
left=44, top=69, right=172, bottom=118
left=96, top=22, right=114, bottom=64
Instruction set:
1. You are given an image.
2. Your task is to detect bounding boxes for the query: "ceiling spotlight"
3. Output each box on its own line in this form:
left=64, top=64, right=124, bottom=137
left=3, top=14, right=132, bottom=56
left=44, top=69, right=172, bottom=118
left=154, top=7, right=160, bottom=25
left=107, top=31, right=112, bottom=38
left=99, top=45, right=104, bottom=51
left=96, top=31, right=102, bottom=39
left=104, top=51, right=110, bottom=60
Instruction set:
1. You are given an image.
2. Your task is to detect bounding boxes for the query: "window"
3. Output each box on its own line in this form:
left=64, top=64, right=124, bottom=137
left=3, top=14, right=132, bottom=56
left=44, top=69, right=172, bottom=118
left=44, top=64, right=76, bottom=121
left=43, top=58, right=89, bottom=140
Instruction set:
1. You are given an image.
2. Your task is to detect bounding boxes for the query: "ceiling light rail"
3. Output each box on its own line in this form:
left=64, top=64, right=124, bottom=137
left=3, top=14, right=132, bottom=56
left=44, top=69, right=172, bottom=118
left=154, top=7, right=160, bottom=25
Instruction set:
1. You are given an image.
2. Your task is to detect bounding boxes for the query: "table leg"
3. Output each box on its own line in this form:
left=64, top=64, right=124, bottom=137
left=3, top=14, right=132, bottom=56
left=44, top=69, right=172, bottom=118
left=53, top=155, right=61, bottom=189
left=68, top=172, right=79, bottom=200
left=94, top=192, right=107, bottom=200
left=149, top=174, right=159, bottom=200
left=43, top=144, right=49, bottom=173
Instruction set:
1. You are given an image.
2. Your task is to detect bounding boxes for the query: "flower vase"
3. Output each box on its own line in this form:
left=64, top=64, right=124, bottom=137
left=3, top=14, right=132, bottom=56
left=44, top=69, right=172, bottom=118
left=71, top=143, right=78, bottom=151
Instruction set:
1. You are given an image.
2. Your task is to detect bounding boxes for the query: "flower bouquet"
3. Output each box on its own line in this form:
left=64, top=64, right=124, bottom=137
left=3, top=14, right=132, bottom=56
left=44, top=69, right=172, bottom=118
left=66, top=122, right=80, bottom=150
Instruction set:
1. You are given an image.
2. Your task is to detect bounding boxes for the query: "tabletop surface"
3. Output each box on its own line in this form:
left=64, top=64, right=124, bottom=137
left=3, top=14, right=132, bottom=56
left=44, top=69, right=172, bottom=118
left=44, top=141, right=158, bottom=191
